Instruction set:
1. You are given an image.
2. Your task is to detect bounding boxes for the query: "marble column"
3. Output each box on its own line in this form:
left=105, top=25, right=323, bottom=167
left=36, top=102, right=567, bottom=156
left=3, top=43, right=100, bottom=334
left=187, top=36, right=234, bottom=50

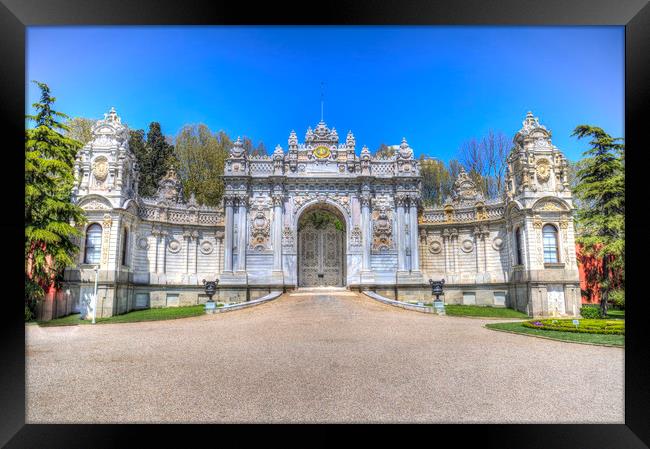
left=193, top=230, right=199, bottom=274
left=236, top=195, right=248, bottom=272
left=409, top=200, right=420, bottom=273
left=272, top=194, right=283, bottom=272
left=473, top=228, right=480, bottom=273
left=223, top=198, right=234, bottom=272
left=442, top=229, right=449, bottom=274
left=482, top=231, right=488, bottom=272
left=396, top=197, right=407, bottom=272
left=361, top=195, right=371, bottom=272
left=183, top=230, right=191, bottom=274
left=160, top=230, right=168, bottom=274
left=152, top=228, right=160, bottom=273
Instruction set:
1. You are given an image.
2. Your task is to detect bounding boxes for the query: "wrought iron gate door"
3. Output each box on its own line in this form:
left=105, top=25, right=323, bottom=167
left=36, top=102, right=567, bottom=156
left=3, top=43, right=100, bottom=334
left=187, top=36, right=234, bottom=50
left=298, top=221, right=344, bottom=287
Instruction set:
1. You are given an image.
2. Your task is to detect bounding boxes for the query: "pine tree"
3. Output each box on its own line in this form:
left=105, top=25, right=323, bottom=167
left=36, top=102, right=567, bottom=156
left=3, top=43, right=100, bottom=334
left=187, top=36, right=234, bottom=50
left=25, top=81, right=87, bottom=319
left=572, top=125, right=625, bottom=317
left=130, top=122, right=176, bottom=197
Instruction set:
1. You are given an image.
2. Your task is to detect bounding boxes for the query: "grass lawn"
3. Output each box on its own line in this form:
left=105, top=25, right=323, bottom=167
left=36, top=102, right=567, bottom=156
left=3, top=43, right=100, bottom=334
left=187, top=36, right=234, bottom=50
left=606, top=309, right=625, bottom=320
left=485, top=321, right=624, bottom=347
left=37, top=304, right=216, bottom=327
left=443, top=304, right=529, bottom=318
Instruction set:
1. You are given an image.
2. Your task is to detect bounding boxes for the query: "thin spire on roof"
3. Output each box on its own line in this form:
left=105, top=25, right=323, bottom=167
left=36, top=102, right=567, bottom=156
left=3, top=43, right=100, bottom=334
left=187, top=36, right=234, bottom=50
left=320, top=81, right=325, bottom=122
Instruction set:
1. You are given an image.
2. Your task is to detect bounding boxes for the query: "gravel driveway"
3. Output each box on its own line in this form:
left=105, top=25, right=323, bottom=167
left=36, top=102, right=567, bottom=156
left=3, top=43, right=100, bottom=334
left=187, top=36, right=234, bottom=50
left=26, top=290, right=624, bottom=423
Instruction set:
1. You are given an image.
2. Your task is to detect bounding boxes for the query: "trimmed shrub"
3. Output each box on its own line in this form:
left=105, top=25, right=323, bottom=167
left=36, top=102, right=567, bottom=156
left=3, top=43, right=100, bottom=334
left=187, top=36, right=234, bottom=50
left=580, top=306, right=602, bottom=319
left=609, top=289, right=625, bottom=310
left=523, top=319, right=624, bottom=335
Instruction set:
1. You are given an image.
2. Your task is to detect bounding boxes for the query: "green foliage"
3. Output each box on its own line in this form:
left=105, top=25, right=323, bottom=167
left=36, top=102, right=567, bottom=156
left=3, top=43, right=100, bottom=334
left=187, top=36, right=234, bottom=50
left=375, top=143, right=395, bottom=158
left=174, top=124, right=231, bottom=206
left=572, top=125, right=625, bottom=316
left=131, top=122, right=177, bottom=197
left=419, top=157, right=451, bottom=206
left=64, top=117, right=94, bottom=145
left=418, top=157, right=465, bottom=206
left=39, top=305, right=206, bottom=326
left=25, top=276, right=44, bottom=321
left=242, top=137, right=267, bottom=157
left=523, top=318, right=624, bottom=335
left=25, top=81, right=86, bottom=318
left=298, top=210, right=344, bottom=232
left=609, top=289, right=625, bottom=310
left=443, top=304, right=529, bottom=318
left=486, top=322, right=624, bottom=347
left=580, top=306, right=603, bottom=319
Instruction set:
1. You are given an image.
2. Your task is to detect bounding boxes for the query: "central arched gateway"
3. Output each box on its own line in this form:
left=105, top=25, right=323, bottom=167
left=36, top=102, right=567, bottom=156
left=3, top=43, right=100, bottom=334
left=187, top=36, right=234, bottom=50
left=297, top=205, right=346, bottom=287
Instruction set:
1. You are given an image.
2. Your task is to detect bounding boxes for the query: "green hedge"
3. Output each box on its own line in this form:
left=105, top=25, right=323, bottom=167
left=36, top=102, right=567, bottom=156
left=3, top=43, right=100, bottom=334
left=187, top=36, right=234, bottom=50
left=523, top=319, right=624, bottom=335
left=580, top=306, right=602, bottom=319
left=610, top=289, right=625, bottom=310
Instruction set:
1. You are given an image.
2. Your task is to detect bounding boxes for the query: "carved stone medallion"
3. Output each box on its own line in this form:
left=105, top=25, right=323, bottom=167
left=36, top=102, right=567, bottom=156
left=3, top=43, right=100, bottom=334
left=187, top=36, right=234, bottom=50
left=168, top=239, right=181, bottom=253
left=200, top=240, right=213, bottom=255
left=461, top=239, right=474, bottom=253
left=92, top=157, right=109, bottom=182
left=428, top=240, right=442, bottom=254
left=137, top=236, right=149, bottom=250
left=536, top=159, right=551, bottom=183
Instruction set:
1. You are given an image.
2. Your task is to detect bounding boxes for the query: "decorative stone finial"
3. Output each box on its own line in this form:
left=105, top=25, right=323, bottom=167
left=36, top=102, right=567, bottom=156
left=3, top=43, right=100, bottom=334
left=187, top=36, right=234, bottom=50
left=273, top=144, right=284, bottom=159
left=230, top=136, right=246, bottom=158
left=520, top=111, right=546, bottom=134
left=288, top=130, right=298, bottom=146
left=397, top=137, right=413, bottom=159
left=452, top=167, right=483, bottom=204
left=187, top=192, right=198, bottom=207
left=106, top=106, right=120, bottom=123
left=346, top=130, right=355, bottom=148
left=156, top=165, right=184, bottom=203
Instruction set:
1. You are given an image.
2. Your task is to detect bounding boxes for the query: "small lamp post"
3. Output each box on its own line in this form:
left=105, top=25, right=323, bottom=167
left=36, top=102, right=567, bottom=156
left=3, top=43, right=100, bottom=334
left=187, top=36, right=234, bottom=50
left=429, top=278, right=446, bottom=315
left=203, top=278, right=219, bottom=314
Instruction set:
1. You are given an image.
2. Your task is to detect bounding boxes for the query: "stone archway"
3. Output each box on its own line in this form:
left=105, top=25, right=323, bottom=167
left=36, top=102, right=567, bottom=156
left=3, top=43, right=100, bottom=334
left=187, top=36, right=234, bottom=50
left=297, top=205, right=346, bottom=287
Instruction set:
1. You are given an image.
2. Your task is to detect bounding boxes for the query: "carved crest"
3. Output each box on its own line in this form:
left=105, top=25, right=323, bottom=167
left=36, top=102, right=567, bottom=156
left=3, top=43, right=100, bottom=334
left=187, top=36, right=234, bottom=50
left=92, top=157, right=109, bottom=182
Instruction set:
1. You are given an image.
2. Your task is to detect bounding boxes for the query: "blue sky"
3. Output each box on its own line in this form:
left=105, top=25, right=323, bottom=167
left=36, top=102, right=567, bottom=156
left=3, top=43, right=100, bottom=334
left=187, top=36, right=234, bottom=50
left=27, top=26, right=624, bottom=162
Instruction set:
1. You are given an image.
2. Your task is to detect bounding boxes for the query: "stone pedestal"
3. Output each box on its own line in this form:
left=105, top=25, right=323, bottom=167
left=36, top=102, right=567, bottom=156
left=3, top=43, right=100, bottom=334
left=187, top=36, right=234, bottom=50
left=433, top=299, right=446, bottom=316
left=204, top=301, right=217, bottom=314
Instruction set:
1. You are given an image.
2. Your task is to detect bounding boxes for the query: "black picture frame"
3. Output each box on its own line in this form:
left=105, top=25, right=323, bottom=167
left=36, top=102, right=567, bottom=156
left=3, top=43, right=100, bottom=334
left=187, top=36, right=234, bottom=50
left=3, top=0, right=648, bottom=447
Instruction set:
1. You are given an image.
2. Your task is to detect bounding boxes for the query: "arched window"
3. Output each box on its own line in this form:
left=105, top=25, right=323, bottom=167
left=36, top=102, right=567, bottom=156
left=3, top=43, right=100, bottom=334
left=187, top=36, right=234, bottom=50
left=543, top=224, right=560, bottom=263
left=84, top=224, right=102, bottom=264
left=515, top=227, right=524, bottom=266
left=121, top=227, right=129, bottom=266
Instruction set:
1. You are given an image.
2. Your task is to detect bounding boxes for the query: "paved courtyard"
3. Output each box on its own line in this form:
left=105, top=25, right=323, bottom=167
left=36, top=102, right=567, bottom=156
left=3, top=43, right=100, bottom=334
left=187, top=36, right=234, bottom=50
left=26, top=291, right=624, bottom=423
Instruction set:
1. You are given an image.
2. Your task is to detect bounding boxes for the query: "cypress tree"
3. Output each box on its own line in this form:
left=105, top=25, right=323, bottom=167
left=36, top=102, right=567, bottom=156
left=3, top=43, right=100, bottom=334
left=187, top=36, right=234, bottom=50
left=572, top=125, right=625, bottom=316
left=25, top=81, right=87, bottom=319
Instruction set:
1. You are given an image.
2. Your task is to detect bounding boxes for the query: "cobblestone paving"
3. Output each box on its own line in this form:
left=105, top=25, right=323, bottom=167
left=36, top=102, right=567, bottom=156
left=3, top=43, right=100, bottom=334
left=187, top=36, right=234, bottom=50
left=26, top=291, right=624, bottom=423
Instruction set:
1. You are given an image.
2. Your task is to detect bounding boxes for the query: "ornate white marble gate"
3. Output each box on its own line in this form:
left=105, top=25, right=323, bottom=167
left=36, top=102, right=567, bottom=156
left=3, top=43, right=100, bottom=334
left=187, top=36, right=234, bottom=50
left=298, top=214, right=345, bottom=287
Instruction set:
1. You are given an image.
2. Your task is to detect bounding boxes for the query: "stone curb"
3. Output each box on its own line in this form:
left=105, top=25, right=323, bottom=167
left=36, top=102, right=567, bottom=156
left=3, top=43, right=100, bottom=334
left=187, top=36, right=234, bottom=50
left=362, top=291, right=436, bottom=314
left=484, top=324, right=625, bottom=348
left=213, top=291, right=283, bottom=313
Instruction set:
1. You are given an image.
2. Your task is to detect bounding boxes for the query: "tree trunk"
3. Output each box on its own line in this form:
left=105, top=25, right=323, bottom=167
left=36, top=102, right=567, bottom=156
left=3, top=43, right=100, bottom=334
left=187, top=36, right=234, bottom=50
left=600, top=255, right=609, bottom=317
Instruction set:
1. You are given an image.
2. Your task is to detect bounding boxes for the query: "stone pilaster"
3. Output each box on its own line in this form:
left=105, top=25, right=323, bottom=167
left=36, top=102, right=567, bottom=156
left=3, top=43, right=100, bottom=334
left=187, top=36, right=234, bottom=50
left=223, top=197, right=234, bottom=272
left=236, top=194, right=248, bottom=272
left=396, top=194, right=407, bottom=273
left=360, top=192, right=374, bottom=284
left=272, top=193, right=283, bottom=273
left=409, top=199, right=421, bottom=274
